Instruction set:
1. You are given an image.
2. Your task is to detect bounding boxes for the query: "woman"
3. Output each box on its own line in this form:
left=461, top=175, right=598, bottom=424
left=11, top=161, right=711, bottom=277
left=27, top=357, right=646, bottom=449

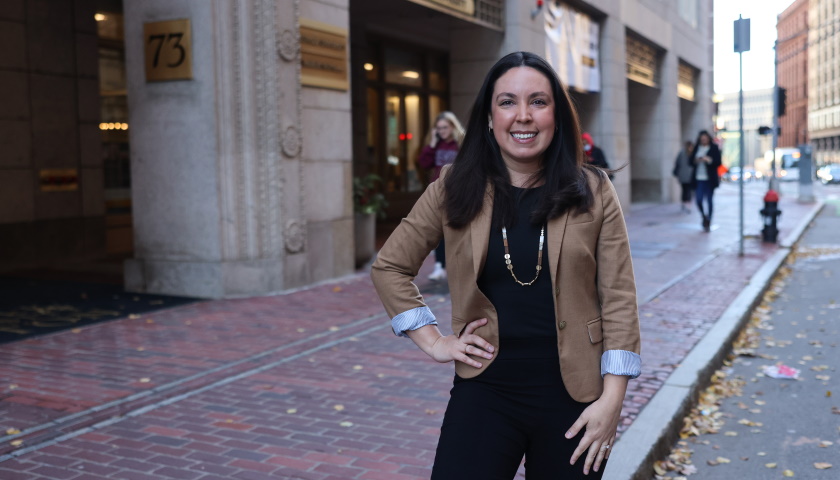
left=418, top=111, right=465, bottom=281
left=371, top=52, right=640, bottom=479
left=689, top=130, right=722, bottom=232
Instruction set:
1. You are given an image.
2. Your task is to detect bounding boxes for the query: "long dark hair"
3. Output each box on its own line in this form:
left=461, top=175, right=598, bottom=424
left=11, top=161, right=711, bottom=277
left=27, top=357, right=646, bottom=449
left=443, top=51, right=598, bottom=229
left=689, top=129, right=718, bottom=159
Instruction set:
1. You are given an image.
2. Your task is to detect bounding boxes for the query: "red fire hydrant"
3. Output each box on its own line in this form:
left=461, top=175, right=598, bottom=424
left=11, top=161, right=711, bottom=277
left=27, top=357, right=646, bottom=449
left=760, top=189, right=781, bottom=243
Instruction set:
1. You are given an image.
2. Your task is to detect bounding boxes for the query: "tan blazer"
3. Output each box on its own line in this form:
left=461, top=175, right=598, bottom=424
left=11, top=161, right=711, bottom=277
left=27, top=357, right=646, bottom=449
left=371, top=167, right=640, bottom=403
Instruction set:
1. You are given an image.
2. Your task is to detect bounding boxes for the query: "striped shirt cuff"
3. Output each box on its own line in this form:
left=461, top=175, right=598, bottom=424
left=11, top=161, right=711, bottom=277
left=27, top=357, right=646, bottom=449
left=391, top=306, right=438, bottom=337
left=601, top=350, right=641, bottom=379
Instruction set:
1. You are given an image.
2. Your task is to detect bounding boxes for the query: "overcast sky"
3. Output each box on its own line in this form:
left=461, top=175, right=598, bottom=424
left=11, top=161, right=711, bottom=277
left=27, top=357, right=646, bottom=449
left=714, top=0, right=797, bottom=94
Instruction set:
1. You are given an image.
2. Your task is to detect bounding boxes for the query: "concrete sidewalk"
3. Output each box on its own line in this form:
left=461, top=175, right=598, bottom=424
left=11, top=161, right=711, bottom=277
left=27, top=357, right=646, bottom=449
left=649, top=190, right=840, bottom=479
left=0, top=181, right=826, bottom=479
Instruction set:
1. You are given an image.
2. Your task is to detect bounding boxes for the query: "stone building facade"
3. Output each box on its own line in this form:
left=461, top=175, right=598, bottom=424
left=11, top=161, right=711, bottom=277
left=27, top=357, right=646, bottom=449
left=0, top=0, right=714, bottom=298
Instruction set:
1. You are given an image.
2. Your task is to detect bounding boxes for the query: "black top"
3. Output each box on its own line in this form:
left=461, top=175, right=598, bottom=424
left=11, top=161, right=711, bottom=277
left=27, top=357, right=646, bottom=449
left=477, top=185, right=556, bottom=340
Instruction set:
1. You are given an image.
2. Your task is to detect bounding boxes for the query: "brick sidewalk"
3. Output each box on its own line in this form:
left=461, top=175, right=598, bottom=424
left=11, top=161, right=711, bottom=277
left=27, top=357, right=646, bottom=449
left=0, top=182, right=823, bottom=479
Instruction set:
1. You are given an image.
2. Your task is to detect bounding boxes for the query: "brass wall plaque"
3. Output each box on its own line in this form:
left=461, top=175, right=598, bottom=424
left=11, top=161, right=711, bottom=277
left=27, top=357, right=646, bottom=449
left=678, top=61, right=697, bottom=101
left=39, top=168, right=79, bottom=192
left=144, top=19, right=193, bottom=82
left=300, top=19, right=349, bottom=91
left=429, top=0, right=475, bottom=16
left=626, top=34, right=659, bottom=88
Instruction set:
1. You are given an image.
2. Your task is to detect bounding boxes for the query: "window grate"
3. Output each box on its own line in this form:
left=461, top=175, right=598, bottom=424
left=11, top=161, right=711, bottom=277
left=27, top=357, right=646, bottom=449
left=476, top=0, right=504, bottom=29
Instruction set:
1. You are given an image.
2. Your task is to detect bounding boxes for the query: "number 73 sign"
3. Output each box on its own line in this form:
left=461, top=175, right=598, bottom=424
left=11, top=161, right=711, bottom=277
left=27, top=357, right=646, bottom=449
left=144, top=19, right=192, bottom=82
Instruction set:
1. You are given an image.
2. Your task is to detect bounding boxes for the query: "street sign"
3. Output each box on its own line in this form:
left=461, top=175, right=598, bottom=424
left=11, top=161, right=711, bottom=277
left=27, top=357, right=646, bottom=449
left=734, top=17, right=750, bottom=53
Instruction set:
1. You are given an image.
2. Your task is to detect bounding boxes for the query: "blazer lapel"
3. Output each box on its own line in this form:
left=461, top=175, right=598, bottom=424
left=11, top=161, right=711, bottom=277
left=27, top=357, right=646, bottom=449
left=547, top=210, right=570, bottom=284
left=470, top=183, right=494, bottom=277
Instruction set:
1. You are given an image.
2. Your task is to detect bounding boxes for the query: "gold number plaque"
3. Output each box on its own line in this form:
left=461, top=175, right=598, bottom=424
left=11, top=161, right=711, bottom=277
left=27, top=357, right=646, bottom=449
left=144, top=19, right=193, bottom=82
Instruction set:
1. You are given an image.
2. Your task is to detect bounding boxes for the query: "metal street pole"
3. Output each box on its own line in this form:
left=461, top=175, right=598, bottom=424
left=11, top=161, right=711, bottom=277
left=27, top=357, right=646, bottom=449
left=771, top=40, right=779, bottom=191
left=735, top=15, right=750, bottom=257
left=739, top=47, right=745, bottom=257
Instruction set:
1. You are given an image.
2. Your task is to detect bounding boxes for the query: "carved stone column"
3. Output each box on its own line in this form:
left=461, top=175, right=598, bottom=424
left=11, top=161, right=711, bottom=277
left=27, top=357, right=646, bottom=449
left=123, top=0, right=307, bottom=298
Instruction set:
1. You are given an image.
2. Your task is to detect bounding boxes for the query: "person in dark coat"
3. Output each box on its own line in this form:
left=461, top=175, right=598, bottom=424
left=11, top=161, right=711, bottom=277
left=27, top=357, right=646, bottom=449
left=581, top=132, right=609, bottom=170
left=688, top=130, right=722, bottom=232
left=673, top=140, right=694, bottom=214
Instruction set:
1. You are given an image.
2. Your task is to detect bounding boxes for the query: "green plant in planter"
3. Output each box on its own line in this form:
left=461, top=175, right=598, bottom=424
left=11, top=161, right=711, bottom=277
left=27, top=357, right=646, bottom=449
left=353, top=174, right=389, bottom=218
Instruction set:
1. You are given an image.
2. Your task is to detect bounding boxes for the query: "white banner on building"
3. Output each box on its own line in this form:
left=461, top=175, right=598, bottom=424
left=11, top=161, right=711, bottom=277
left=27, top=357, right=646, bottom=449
left=545, top=3, right=600, bottom=93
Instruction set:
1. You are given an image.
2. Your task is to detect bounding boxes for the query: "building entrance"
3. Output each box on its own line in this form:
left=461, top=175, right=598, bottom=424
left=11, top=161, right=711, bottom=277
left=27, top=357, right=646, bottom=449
left=357, top=43, right=449, bottom=221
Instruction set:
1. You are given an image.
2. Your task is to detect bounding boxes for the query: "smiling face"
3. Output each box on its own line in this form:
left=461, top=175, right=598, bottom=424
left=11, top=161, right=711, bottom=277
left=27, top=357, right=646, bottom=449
left=489, top=66, right=556, bottom=170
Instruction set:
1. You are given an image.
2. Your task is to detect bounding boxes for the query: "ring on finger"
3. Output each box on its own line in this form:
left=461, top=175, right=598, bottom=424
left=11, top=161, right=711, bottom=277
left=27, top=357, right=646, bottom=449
left=600, top=444, right=610, bottom=451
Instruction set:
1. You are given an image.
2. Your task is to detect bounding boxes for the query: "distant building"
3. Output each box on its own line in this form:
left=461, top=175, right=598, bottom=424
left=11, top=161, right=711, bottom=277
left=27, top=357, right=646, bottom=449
left=808, top=0, right=840, bottom=165
left=777, top=0, right=808, bottom=149
left=716, top=89, right=774, bottom=167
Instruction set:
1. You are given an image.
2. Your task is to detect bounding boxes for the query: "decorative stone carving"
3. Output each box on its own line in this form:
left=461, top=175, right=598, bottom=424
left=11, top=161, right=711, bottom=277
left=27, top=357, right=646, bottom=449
left=284, top=220, right=305, bottom=253
left=278, top=29, right=298, bottom=62
left=282, top=126, right=302, bottom=158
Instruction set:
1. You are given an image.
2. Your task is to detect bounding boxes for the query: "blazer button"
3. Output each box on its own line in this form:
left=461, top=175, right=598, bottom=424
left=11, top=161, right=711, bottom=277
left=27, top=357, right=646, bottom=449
left=558, top=321, right=567, bottom=330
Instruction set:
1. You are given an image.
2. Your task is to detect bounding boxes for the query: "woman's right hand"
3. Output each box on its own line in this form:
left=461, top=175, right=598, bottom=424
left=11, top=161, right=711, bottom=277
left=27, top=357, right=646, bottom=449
left=429, top=318, right=494, bottom=368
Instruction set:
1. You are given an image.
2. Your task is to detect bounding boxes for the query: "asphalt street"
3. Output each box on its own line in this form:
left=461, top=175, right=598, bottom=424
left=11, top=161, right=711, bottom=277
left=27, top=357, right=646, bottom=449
left=653, top=200, right=840, bottom=480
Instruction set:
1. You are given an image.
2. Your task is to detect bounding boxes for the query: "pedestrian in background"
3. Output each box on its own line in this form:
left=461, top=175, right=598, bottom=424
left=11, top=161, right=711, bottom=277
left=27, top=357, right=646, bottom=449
left=689, top=130, right=722, bottom=232
left=418, top=111, right=465, bottom=282
left=581, top=132, right=612, bottom=180
left=673, top=140, right=694, bottom=214
left=371, top=51, right=641, bottom=479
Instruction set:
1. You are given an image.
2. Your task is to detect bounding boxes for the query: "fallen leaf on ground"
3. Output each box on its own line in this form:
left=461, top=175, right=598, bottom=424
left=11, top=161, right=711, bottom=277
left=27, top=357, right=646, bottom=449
left=814, top=463, right=832, bottom=469
left=139, top=378, right=151, bottom=383
left=765, top=463, right=777, bottom=468
left=339, top=421, right=353, bottom=427
left=818, top=441, right=833, bottom=447
left=783, top=469, right=795, bottom=477
left=286, top=408, right=297, bottom=414
left=653, top=461, right=668, bottom=475
left=352, top=365, right=363, bottom=370
left=10, top=440, right=22, bottom=447
left=332, top=286, right=342, bottom=292
left=333, top=404, right=344, bottom=411
left=758, top=452, right=767, bottom=456
left=5, top=428, right=20, bottom=435
left=725, top=431, right=738, bottom=436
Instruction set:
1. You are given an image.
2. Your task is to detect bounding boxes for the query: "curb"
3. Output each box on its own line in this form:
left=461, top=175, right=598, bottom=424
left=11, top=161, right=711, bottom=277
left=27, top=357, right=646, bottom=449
left=604, top=200, right=825, bottom=480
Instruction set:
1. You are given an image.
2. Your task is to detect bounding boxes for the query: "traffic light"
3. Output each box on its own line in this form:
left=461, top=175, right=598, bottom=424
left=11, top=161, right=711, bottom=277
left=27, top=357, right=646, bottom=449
left=776, top=86, right=787, bottom=117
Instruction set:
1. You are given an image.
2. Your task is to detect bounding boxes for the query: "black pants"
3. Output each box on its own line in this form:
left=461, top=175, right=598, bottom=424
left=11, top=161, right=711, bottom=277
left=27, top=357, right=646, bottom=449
left=680, top=182, right=693, bottom=203
left=431, top=338, right=604, bottom=480
left=434, top=241, right=446, bottom=267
